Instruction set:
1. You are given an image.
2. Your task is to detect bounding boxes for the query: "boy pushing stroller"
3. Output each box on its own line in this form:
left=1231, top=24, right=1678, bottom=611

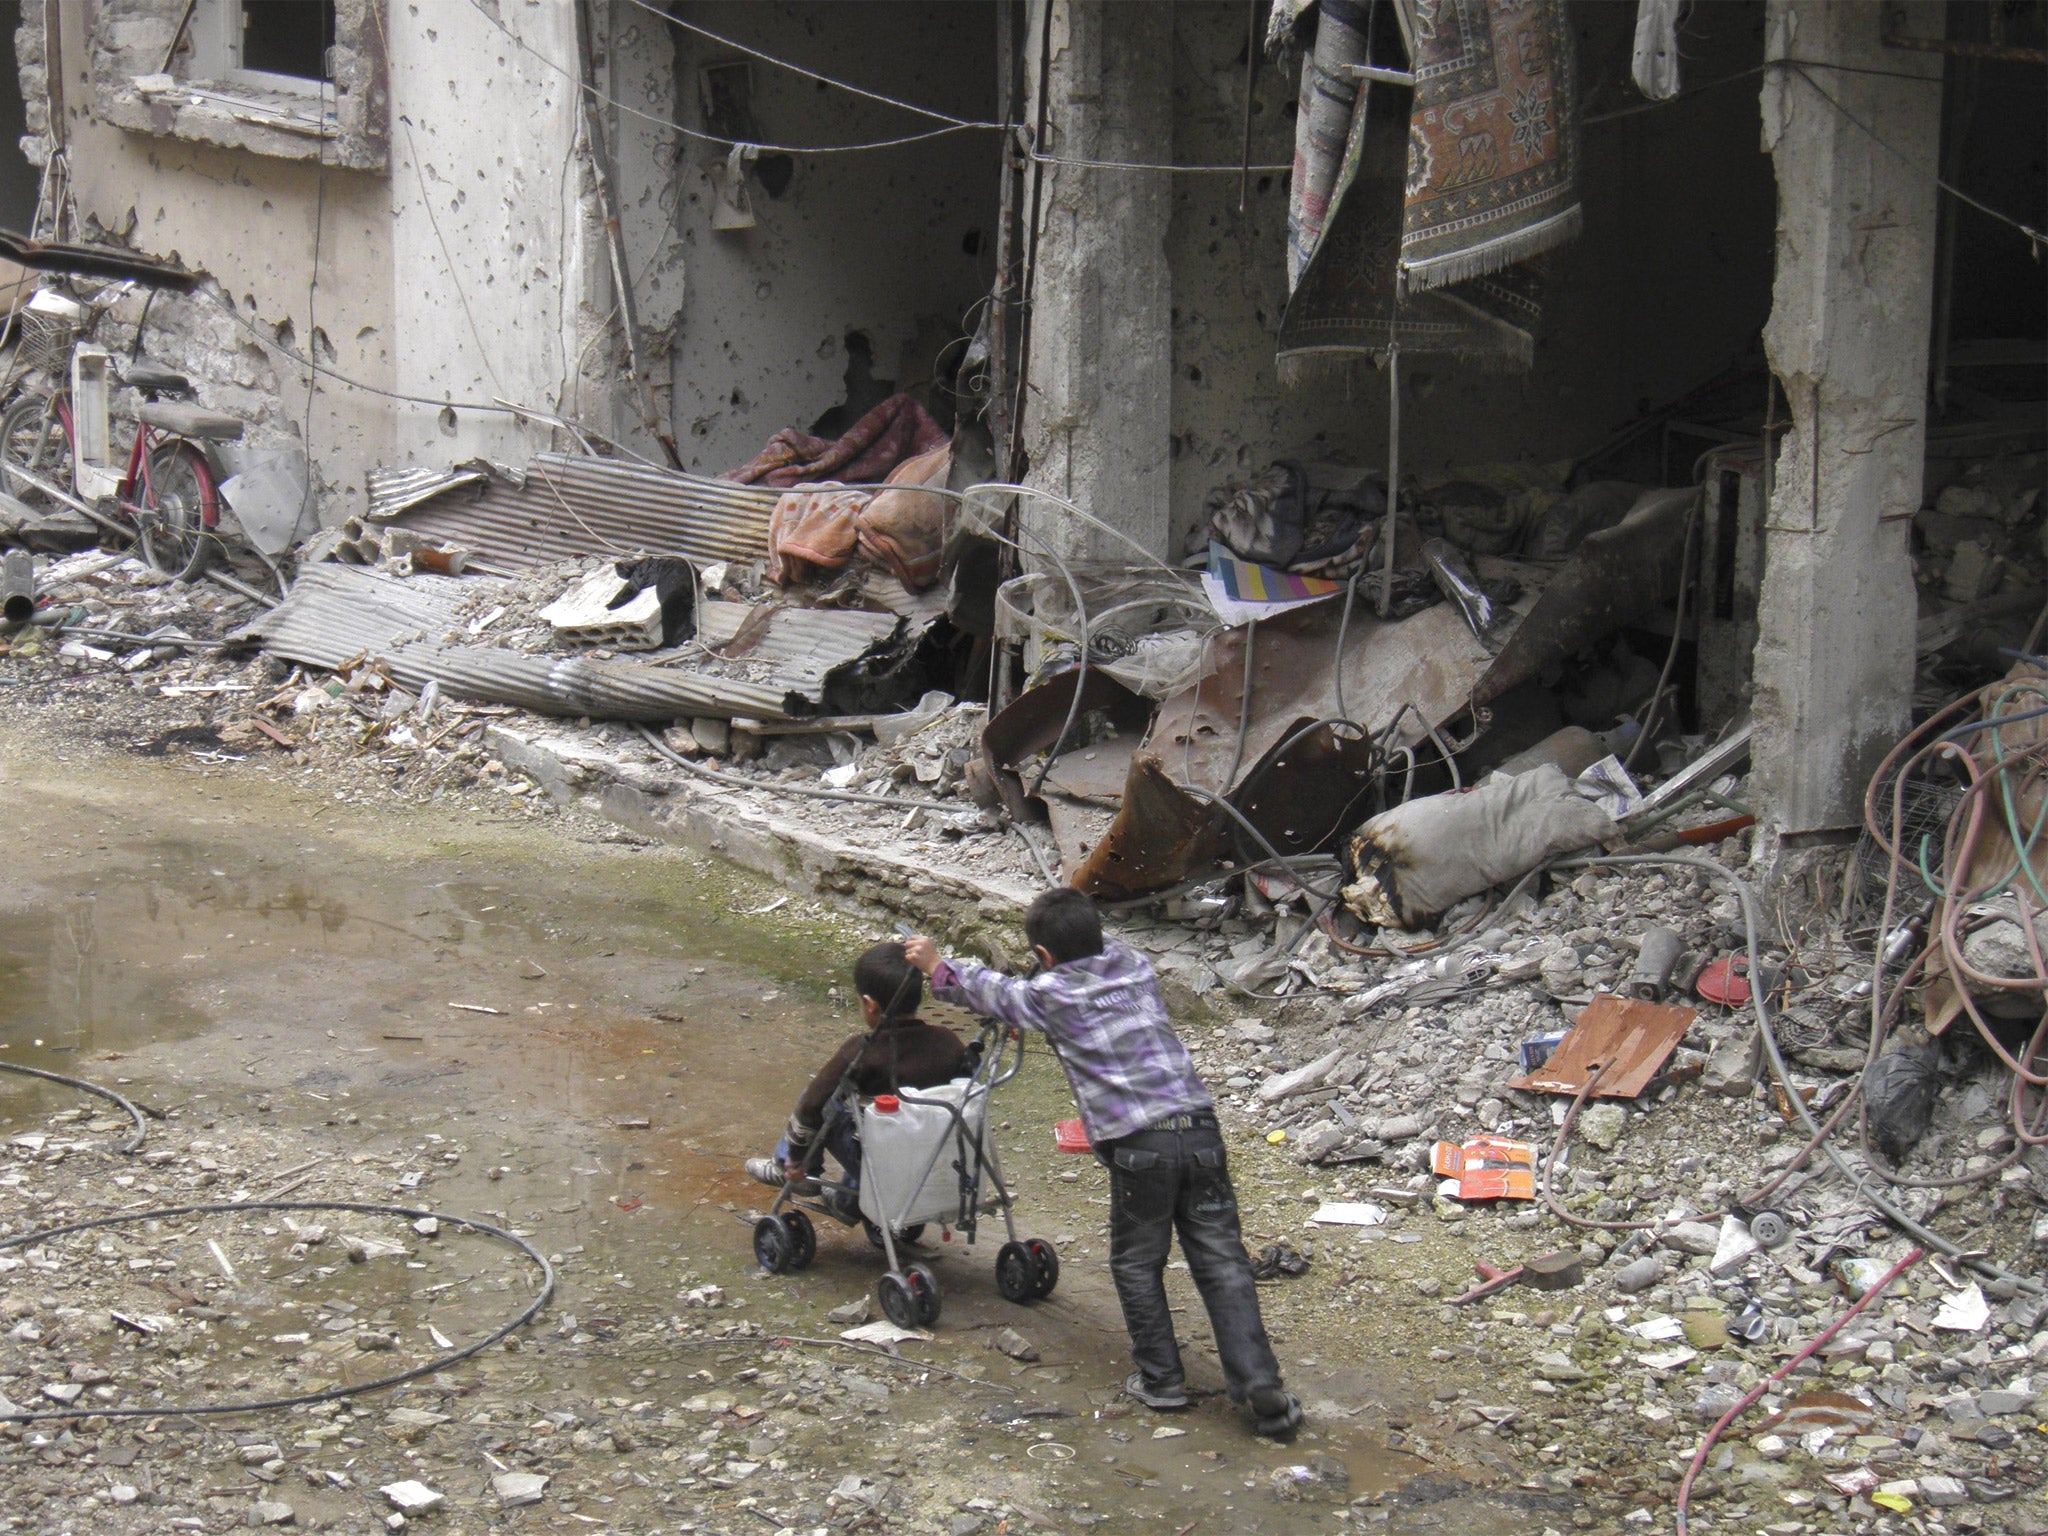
left=905, top=889, right=1303, bottom=1439
left=745, top=941, right=966, bottom=1207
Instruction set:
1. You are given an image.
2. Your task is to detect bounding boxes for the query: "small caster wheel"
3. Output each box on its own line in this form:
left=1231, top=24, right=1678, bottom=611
left=906, top=1260, right=942, bottom=1326
left=1024, top=1237, right=1060, bottom=1298
left=900, top=1224, right=927, bottom=1245
left=1747, top=1210, right=1790, bottom=1249
left=753, top=1215, right=794, bottom=1274
left=996, top=1241, right=1038, bottom=1303
left=878, top=1273, right=920, bottom=1329
left=782, top=1209, right=816, bottom=1269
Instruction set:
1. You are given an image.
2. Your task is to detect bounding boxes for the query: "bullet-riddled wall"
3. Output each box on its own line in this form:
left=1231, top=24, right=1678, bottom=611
left=654, top=1, right=1000, bottom=478
left=20, top=0, right=613, bottom=525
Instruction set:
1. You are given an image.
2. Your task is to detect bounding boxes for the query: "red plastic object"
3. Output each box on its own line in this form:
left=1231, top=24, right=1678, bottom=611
left=1696, top=956, right=1752, bottom=1007
left=873, top=1094, right=900, bottom=1114
left=1054, top=1118, right=1091, bottom=1154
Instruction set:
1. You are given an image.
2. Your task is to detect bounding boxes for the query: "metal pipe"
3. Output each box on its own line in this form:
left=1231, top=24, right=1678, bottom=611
left=2, top=549, right=33, bottom=624
left=1377, top=343, right=1400, bottom=618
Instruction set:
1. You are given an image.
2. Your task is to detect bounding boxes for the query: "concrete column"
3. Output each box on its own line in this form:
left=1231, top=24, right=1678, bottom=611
left=1020, top=0, right=1174, bottom=566
left=1751, top=1, right=1944, bottom=838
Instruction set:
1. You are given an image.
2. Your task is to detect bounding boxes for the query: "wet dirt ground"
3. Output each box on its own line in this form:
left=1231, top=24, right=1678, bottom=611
left=0, top=721, right=1562, bottom=1535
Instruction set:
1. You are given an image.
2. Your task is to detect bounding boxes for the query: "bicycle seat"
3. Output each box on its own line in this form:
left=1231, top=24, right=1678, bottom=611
left=133, top=400, right=244, bottom=441
left=122, top=357, right=191, bottom=394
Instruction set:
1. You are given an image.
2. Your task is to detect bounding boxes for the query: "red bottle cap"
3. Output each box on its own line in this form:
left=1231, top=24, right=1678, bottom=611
left=873, top=1094, right=900, bottom=1113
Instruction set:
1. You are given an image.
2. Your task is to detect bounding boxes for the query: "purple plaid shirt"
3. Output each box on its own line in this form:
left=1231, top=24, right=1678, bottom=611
left=931, top=940, right=1212, bottom=1145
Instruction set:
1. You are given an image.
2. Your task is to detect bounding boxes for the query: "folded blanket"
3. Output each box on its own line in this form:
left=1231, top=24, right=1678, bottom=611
left=726, top=393, right=948, bottom=490
left=767, top=447, right=955, bottom=590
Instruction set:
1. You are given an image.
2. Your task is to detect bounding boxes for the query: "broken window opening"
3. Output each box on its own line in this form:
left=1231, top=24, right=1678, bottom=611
left=178, top=0, right=337, bottom=95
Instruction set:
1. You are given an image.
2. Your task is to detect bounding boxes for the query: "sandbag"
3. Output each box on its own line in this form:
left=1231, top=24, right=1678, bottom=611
left=1342, top=763, right=1616, bottom=929
left=856, top=445, right=952, bottom=590
left=1525, top=481, right=1646, bottom=559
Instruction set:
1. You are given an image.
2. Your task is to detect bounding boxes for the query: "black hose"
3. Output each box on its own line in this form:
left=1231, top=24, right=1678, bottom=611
left=0, top=1060, right=150, bottom=1153
left=1553, top=851, right=2046, bottom=1298
left=0, top=1199, right=556, bottom=1423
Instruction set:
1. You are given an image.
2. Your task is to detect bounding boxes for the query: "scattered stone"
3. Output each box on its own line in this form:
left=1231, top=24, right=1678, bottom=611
left=993, top=1328, right=1040, bottom=1362
left=1577, top=1103, right=1628, bottom=1151
left=1661, top=1221, right=1721, bottom=1257
left=379, top=1481, right=443, bottom=1514
left=1919, top=1475, right=1968, bottom=1507
left=250, top=1500, right=295, bottom=1526
left=1258, top=1049, right=1344, bottom=1103
left=492, top=1471, right=549, bottom=1507
left=1613, top=1255, right=1666, bottom=1294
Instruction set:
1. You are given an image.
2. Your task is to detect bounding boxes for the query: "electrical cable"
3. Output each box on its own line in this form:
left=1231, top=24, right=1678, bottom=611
left=479, top=0, right=1277, bottom=173
left=0, top=1060, right=149, bottom=1153
left=1781, top=61, right=2046, bottom=255
left=0, top=1199, right=554, bottom=1424
left=624, top=0, right=987, bottom=129
left=1672, top=1246, right=1924, bottom=1536
left=1552, top=851, right=2045, bottom=1298
left=1621, top=486, right=1700, bottom=773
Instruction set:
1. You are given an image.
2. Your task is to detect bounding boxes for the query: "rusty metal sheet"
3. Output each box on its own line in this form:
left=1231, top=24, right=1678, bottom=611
left=1474, top=487, right=1695, bottom=708
left=982, top=668, right=1152, bottom=771
left=1072, top=753, right=1224, bottom=898
left=1148, top=596, right=1507, bottom=793
left=1040, top=792, right=1116, bottom=877
left=1230, top=718, right=1381, bottom=858
left=1040, top=732, right=1140, bottom=806
left=1509, top=993, right=1697, bottom=1098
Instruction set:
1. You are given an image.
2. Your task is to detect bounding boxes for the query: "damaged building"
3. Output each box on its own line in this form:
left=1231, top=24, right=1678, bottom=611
left=0, top=0, right=2043, bottom=872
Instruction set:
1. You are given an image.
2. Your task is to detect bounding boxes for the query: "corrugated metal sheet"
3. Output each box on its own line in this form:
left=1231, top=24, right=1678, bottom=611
left=683, top=598, right=904, bottom=697
left=381, top=453, right=777, bottom=570
left=366, top=465, right=489, bottom=521
left=235, top=566, right=803, bottom=721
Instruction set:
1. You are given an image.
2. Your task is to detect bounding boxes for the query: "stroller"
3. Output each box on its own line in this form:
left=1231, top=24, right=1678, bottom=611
left=751, top=1017, right=1060, bottom=1328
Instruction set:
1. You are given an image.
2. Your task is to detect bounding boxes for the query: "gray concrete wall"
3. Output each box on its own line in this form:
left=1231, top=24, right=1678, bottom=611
left=656, top=1, right=999, bottom=478
left=1165, top=1, right=1779, bottom=553
left=1019, top=0, right=1175, bottom=565
left=1751, top=0, right=1944, bottom=838
left=384, top=1, right=601, bottom=472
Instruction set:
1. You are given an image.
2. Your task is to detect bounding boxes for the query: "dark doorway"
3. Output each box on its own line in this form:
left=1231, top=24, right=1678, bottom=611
left=0, top=2, right=37, bottom=230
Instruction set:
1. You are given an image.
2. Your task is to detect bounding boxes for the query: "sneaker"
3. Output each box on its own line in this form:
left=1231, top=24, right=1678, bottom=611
left=743, top=1157, right=786, bottom=1188
left=1248, top=1385, right=1303, bottom=1438
left=1124, top=1372, right=1191, bottom=1411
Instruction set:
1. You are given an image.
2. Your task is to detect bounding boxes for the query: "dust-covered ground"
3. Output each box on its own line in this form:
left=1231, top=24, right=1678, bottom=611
left=0, top=718, right=1561, bottom=1536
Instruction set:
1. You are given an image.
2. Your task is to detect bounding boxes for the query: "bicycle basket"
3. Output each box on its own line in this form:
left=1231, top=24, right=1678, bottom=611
left=17, top=307, right=77, bottom=373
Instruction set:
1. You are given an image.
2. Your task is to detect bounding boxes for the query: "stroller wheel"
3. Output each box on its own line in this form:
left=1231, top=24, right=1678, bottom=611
left=1024, top=1237, right=1060, bottom=1298
left=863, top=1219, right=927, bottom=1251
left=995, top=1242, right=1038, bottom=1304
left=877, top=1273, right=922, bottom=1330
left=753, top=1215, right=795, bottom=1275
left=906, top=1261, right=942, bottom=1326
left=782, top=1210, right=817, bottom=1269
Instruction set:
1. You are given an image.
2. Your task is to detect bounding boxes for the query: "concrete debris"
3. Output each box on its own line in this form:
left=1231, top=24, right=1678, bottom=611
left=491, top=1471, right=549, bottom=1507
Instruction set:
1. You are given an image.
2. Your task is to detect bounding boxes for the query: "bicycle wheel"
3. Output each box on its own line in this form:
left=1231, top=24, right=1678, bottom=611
left=0, top=392, right=67, bottom=510
left=138, top=440, right=217, bottom=582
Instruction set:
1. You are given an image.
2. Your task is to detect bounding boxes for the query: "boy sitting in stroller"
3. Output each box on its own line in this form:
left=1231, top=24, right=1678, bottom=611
left=745, top=941, right=967, bottom=1207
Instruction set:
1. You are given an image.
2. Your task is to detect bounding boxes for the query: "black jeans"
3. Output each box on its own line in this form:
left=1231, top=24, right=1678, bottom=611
left=1101, top=1119, right=1283, bottom=1402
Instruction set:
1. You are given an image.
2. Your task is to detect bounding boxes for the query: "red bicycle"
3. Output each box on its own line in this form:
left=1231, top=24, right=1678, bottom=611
left=1, top=286, right=244, bottom=582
